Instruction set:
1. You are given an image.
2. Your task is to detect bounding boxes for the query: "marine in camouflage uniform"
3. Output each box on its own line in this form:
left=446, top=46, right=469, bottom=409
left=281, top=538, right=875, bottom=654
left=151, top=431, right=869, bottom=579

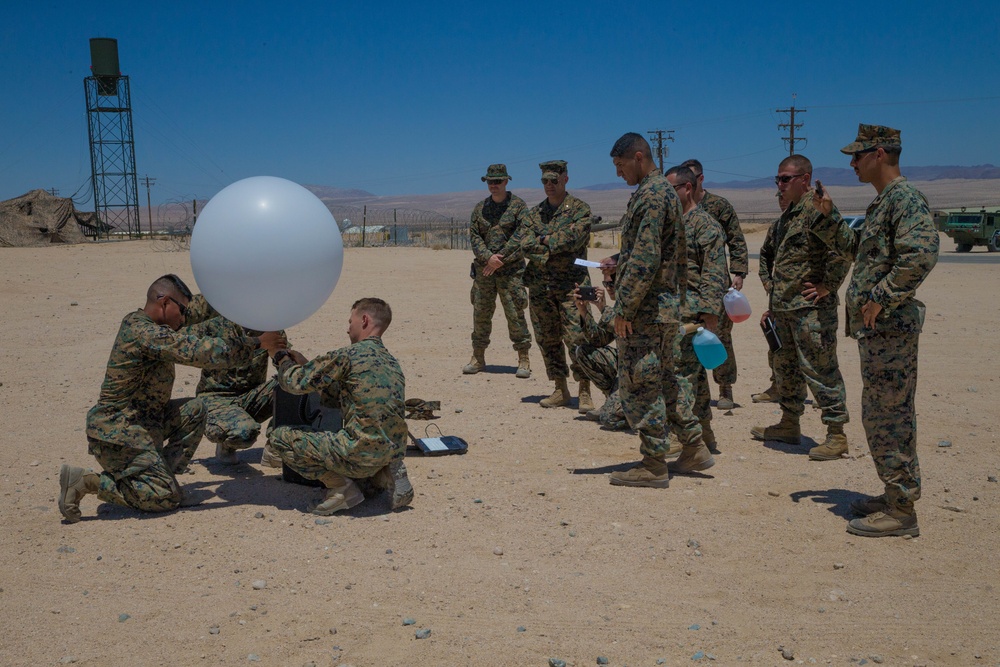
left=521, top=160, right=595, bottom=409
left=465, top=164, right=532, bottom=376
left=681, top=159, right=749, bottom=408
left=604, top=134, right=713, bottom=488
left=667, top=167, right=729, bottom=448
left=570, top=288, right=627, bottom=430
left=58, top=274, right=273, bottom=522
left=268, top=298, right=410, bottom=515
left=812, top=124, right=939, bottom=537
left=183, top=295, right=279, bottom=464
left=752, top=154, right=852, bottom=461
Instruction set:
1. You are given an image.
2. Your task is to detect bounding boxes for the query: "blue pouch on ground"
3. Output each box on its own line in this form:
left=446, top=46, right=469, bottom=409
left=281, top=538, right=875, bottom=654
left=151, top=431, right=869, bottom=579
left=409, top=424, right=468, bottom=456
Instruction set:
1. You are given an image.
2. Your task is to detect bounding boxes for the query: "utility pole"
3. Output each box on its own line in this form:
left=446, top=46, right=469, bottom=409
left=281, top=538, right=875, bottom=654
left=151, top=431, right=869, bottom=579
left=141, top=175, right=156, bottom=236
left=647, top=129, right=675, bottom=172
left=48, top=187, right=60, bottom=196
left=776, top=94, right=806, bottom=155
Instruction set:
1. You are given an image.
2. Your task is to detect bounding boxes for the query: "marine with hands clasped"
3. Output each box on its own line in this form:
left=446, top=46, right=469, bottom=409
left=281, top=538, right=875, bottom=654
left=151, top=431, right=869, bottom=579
left=521, top=160, right=596, bottom=412
left=811, top=123, right=939, bottom=538
left=464, top=164, right=532, bottom=378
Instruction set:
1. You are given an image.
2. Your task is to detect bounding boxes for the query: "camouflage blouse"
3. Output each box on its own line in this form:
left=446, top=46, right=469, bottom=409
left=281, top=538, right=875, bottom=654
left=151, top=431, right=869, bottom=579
left=86, top=309, right=257, bottom=448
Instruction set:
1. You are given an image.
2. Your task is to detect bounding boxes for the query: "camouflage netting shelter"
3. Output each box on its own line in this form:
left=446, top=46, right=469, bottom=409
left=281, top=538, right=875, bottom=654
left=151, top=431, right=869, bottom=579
left=0, top=189, right=101, bottom=247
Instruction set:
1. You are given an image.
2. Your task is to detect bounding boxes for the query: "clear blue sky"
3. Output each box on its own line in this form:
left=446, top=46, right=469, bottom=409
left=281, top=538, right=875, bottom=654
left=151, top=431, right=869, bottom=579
left=2, top=1, right=998, bottom=205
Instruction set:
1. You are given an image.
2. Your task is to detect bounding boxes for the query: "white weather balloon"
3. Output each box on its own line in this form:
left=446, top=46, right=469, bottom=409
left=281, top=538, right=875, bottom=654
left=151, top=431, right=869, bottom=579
left=190, top=176, right=343, bottom=331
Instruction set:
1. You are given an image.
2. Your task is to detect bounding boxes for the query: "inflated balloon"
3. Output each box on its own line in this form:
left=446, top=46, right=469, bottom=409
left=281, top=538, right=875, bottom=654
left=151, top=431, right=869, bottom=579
left=190, top=176, right=343, bottom=331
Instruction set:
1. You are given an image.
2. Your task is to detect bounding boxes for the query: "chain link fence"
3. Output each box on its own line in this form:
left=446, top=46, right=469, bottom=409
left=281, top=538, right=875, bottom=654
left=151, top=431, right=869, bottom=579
left=327, top=205, right=470, bottom=249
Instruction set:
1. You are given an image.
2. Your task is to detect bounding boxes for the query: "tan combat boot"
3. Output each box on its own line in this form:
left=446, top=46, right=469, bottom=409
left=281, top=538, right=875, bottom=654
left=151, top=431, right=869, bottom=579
left=750, top=411, right=801, bottom=444
left=700, top=420, right=719, bottom=455
left=311, top=471, right=365, bottom=516
left=846, top=507, right=919, bottom=538
left=667, top=440, right=716, bottom=474
left=577, top=379, right=595, bottom=413
left=751, top=383, right=780, bottom=403
left=59, top=464, right=100, bottom=523
left=716, top=384, right=734, bottom=410
left=515, top=350, right=531, bottom=379
left=462, top=348, right=486, bottom=374
left=260, top=442, right=283, bottom=468
left=609, top=456, right=670, bottom=488
left=215, top=442, right=240, bottom=465
left=373, top=459, right=414, bottom=510
left=849, top=493, right=890, bottom=517
left=539, top=378, right=570, bottom=408
left=809, top=425, right=848, bottom=461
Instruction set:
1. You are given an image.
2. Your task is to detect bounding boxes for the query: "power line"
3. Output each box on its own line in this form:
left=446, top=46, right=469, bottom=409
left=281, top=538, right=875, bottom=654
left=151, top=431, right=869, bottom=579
left=647, top=129, right=675, bottom=172
left=142, top=175, right=156, bottom=236
left=776, top=94, right=806, bottom=156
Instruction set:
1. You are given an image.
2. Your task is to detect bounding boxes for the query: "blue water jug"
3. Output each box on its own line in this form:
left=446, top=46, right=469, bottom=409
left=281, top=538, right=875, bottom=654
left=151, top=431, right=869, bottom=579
left=693, top=327, right=727, bottom=370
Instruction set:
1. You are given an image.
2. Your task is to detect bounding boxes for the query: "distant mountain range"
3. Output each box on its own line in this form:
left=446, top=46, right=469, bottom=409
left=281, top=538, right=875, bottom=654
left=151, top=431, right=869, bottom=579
left=304, top=185, right=377, bottom=199
left=580, top=164, right=1000, bottom=191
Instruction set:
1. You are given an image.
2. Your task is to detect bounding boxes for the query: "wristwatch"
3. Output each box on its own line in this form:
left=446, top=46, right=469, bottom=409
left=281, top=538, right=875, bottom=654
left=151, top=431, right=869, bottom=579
left=272, top=349, right=292, bottom=367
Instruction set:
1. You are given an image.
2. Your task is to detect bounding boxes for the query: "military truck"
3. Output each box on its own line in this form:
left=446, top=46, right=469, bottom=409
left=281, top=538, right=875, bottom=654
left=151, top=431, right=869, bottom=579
left=935, top=207, right=1000, bottom=252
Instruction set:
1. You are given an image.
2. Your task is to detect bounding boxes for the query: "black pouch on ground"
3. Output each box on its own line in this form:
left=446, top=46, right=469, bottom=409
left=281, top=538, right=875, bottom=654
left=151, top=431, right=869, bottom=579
left=271, top=387, right=342, bottom=487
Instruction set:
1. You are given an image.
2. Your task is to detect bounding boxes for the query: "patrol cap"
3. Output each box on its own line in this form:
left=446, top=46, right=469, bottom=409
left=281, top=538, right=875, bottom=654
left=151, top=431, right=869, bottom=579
left=481, top=164, right=511, bottom=182
left=841, top=123, right=902, bottom=154
left=539, top=160, right=568, bottom=179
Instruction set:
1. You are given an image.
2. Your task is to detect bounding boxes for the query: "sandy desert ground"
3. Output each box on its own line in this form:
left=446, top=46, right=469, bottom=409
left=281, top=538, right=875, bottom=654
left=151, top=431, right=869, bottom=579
left=1, top=226, right=998, bottom=666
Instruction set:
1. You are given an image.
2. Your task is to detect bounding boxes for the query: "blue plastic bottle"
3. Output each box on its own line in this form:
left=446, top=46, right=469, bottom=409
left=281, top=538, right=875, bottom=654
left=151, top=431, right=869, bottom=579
left=693, top=326, right=727, bottom=370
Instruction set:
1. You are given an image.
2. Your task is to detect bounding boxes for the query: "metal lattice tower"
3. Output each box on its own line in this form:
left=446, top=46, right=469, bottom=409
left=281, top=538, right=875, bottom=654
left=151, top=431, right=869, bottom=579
left=85, top=38, right=140, bottom=239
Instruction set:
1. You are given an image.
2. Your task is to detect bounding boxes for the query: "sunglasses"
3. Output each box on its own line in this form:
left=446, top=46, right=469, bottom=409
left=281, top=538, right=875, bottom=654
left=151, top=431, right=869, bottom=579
left=486, top=178, right=505, bottom=185
left=852, top=147, right=878, bottom=161
left=541, top=177, right=558, bottom=185
left=163, top=295, right=188, bottom=318
left=774, top=173, right=805, bottom=185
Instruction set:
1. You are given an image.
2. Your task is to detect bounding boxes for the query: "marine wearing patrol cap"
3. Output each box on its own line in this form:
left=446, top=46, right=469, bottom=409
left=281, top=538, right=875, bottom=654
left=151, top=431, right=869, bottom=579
left=841, top=124, right=902, bottom=154
left=539, top=160, right=568, bottom=179
left=481, top=164, right=512, bottom=182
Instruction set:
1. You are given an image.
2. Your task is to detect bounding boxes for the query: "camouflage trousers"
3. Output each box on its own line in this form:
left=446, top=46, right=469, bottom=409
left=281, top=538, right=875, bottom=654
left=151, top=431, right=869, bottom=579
left=617, top=322, right=702, bottom=459
left=525, top=278, right=590, bottom=381
left=269, top=424, right=402, bottom=482
left=712, top=309, right=738, bottom=386
left=470, top=268, right=531, bottom=352
left=87, top=397, right=205, bottom=513
left=772, top=308, right=849, bottom=425
left=200, top=378, right=277, bottom=450
left=572, top=343, right=626, bottom=428
left=676, top=324, right=713, bottom=424
left=857, top=331, right=921, bottom=510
